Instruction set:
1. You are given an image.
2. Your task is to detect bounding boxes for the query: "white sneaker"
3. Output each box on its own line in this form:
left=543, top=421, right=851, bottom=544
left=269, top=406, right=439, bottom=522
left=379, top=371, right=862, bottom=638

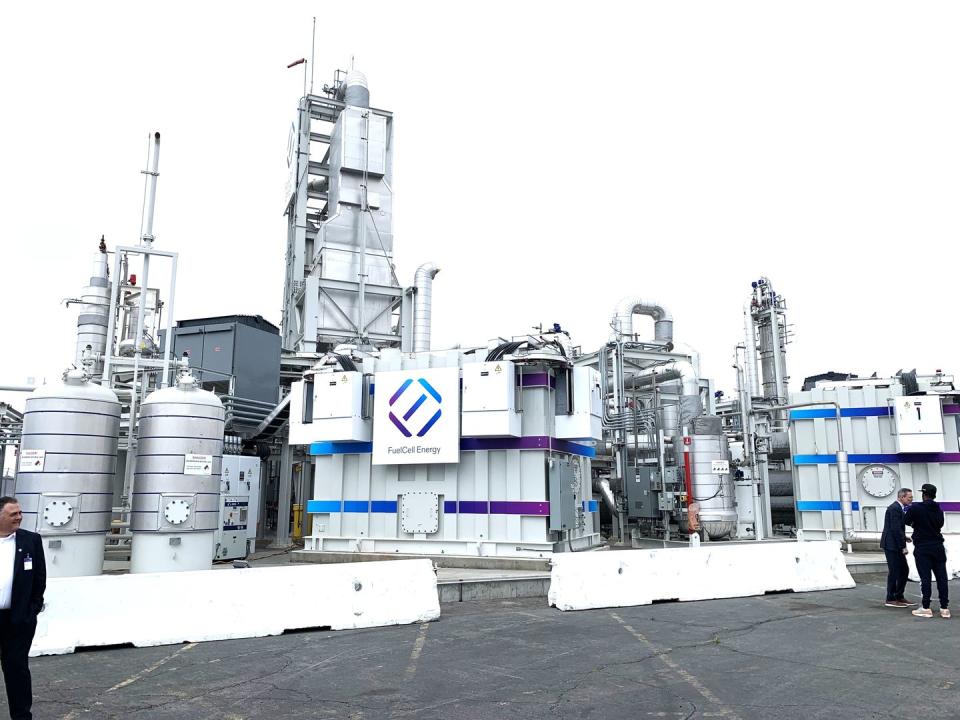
left=912, top=608, right=933, bottom=618
left=941, top=608, right=951, bottom=619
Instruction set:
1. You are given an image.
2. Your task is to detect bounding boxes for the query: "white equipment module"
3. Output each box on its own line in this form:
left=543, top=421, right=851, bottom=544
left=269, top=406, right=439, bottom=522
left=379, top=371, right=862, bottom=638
left=216, top=455, right=261, bottom=560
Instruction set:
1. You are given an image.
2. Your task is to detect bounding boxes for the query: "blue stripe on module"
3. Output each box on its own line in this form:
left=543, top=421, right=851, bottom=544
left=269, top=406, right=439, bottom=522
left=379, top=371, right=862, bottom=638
left=309, top=441, right=373, bottom=455
left=792, top=453, right=959, bottom=464
left=582, top=500, right=599, bottom=512
left=796, top=501, right=861, bottom=511
left=790, top=407, right=893, bottom=419
left=306, top=500, right=342, bottom=513
left=458, top=500, right=489, bottom=514
left=306, top=500, right=399, bottom=513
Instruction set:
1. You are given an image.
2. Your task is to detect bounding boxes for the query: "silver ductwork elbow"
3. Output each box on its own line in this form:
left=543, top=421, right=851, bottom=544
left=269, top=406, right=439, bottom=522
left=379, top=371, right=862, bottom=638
left=413, top=263, right=440, bottom=353
left=594, top=478, right=618, bottom=519
left=613, top=297, right=674, bottom=343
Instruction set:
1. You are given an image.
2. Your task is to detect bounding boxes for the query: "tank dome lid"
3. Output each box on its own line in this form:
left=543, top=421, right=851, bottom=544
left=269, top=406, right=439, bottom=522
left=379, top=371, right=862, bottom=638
left=28, top=367, right=119, bottom=404
left=142, top=369, right=223, bottom=408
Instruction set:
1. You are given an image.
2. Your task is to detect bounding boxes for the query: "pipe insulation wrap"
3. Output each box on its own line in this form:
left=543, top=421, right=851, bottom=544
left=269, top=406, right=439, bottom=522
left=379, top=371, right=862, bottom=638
left=413, top=263, right=440, bottom=353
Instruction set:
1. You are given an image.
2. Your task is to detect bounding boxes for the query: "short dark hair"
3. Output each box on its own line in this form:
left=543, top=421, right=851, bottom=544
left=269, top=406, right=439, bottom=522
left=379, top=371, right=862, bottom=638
left=0, top=497, right=18, bottom=511
left=921, top=483, right=937, bottom=499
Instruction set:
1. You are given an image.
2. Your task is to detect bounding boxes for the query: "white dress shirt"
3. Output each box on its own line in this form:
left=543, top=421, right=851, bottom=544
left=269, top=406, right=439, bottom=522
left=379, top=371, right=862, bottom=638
left=0, top=533, right=16, bottom=610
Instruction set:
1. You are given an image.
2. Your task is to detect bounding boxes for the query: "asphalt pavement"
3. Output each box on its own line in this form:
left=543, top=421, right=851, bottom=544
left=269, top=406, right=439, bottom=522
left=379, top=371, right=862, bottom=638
left=24, top=573, right=959, bottom=720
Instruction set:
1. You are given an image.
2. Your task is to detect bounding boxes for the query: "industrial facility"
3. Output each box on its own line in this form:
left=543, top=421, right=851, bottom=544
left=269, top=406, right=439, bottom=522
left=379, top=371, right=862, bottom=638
left=0, top=66, right=956, bottom=581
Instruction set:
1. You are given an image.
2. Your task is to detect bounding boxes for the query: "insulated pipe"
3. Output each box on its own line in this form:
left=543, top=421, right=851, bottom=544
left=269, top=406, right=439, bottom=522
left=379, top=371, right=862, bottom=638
left=612, top=298, right=674, bottom=343
left=622, top=361, right=698, bottom=397
left=413, top=263, right=440, bottom=353
left=743, top=304, right=760, bottom=398
left=622, top=360, right=702, bottom=427
left=594, top=478, right=618, bottom=519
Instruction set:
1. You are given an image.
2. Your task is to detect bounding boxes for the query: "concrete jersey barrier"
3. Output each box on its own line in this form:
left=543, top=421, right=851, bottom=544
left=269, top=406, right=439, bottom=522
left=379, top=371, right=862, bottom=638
left=31, top=559, right=440, bottom=656
left=548, top=540, right=855, bottom=611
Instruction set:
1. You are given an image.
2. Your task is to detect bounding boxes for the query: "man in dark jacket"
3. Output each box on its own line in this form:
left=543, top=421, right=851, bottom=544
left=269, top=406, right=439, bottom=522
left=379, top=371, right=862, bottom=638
left=0, top=497, right=46, bottom=720
left=880, top=487, right=914, bottom=607
left=904, top=483, right=949, bottom=619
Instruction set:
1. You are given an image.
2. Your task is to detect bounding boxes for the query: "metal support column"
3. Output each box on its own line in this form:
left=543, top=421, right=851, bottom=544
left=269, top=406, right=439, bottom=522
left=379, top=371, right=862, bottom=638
left=272, top=435, right=294, bottom=547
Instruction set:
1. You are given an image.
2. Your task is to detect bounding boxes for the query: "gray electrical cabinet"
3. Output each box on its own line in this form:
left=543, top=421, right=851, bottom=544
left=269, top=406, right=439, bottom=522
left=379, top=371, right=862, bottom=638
left=625, top=467, right=661, bottom=520
left=163, top=315, right=281, bottom=404
left=548, top=457, right=578, bottom=532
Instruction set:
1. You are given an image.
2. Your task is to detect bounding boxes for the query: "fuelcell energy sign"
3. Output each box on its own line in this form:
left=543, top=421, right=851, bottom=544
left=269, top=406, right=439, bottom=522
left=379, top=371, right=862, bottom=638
left=372, top=367, right=460, bottom=465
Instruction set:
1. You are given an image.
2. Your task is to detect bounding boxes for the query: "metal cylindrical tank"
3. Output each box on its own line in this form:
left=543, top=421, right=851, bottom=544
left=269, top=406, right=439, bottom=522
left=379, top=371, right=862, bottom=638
left=676, top=419, right=737, bottom=540
left=19, top=368, right=120, bottom=577
left=75, top=249, right=111, bottom=371
left=130, top=370, right=224, bottom=573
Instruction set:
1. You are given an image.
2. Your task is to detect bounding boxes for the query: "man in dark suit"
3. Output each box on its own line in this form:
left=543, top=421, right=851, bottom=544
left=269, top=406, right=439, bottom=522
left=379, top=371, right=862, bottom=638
left=880, top=487, right=914, bottom=608
left=0, top=497, right=46, bottom=720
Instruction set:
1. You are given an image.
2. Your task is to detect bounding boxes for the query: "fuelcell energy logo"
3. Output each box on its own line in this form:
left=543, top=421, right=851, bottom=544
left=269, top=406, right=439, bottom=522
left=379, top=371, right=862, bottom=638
left=388, top=378, right=442, bottom=437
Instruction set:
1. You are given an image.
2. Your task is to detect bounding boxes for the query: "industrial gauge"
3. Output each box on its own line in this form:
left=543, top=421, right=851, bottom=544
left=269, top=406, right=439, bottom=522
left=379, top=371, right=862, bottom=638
left=858, top=464, right=899, bottom=498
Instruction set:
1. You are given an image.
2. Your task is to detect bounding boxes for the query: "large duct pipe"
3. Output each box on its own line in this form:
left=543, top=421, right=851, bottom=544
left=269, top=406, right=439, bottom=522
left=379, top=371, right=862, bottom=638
left=339, top=70, right=370, bottom=108
left=413, top=263, right=440, bottom=353
left=613, top=298, right=674, bottom=344
left=594, top=478, right=618, bottom=519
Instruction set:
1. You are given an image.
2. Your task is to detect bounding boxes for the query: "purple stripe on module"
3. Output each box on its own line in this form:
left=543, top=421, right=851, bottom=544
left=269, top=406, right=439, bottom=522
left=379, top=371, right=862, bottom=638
left=461, top=436, right=550, bottom=451
left=551, top=439, right=597, bottom=457
left=490, top=501, right=550, bottom=516
left=944, top=405, right=960, bottom=415
left=457, top=501, right=489, bottom=514
left=443, top=500, right=457, bottom=513
left=939, top=502, right=960, bottom=512
left=520, top=373, right=556, bottom=388
left=898, top=453, right=960, bottom=463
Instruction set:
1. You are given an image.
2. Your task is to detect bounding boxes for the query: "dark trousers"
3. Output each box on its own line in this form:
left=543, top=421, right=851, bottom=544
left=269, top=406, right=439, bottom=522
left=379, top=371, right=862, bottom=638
left=884, top=549, right=909, bottom=601
left=0, top=610, right=35, bottom=720
left=914, top=544, right=949, bottom=610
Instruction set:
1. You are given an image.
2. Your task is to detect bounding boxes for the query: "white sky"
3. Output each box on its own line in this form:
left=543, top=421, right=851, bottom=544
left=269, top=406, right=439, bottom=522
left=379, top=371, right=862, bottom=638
left=1, top=1, right=958, bottom=412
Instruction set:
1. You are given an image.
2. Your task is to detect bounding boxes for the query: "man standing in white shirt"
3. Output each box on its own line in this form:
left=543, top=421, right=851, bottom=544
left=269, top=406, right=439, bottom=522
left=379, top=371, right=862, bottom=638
left=0, top=498, right=45, bottom=720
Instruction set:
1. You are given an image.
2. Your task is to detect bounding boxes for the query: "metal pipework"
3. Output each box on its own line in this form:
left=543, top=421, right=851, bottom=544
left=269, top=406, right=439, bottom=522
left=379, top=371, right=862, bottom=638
left=594, top=478, right=618, bottom=519
left=413, top=263, right=440, bottom=352
left=743, top=304, right=760, bottom=397
left=612, top=298, right=674, bottom=343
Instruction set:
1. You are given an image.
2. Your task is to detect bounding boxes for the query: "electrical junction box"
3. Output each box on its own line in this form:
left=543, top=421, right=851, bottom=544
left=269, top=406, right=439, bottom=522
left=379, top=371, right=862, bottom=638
left=548, top=457, right=578, bottom=532
left=555, top=367, right=603, bottom=441
left=216, top=455, right=261, bottom=560
left=289, top=371, right=371, bottom=444
left=461, top=361, right=521, bottom=437
left=892, top=395, right=944, bottom=453
left=625, top=467, right=661, bottom=520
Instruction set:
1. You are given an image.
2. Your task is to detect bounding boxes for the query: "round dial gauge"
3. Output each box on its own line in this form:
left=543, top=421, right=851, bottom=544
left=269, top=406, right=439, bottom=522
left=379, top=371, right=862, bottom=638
left=858, top=464, right=899, bottom=498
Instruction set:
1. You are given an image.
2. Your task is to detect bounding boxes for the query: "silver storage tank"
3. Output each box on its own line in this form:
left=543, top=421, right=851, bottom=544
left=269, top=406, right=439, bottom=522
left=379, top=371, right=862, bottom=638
left=676, top=416, right=737, bottom=540
left=130, top=369, right=224, bottom=573
left=19, top=368, right=120, bottom=577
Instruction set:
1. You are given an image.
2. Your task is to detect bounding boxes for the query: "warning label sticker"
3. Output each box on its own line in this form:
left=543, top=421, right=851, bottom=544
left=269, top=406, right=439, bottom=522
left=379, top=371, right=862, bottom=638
left=184, top=453, right=213, bottom=476
left=19, top=449, right=45, bottom=473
